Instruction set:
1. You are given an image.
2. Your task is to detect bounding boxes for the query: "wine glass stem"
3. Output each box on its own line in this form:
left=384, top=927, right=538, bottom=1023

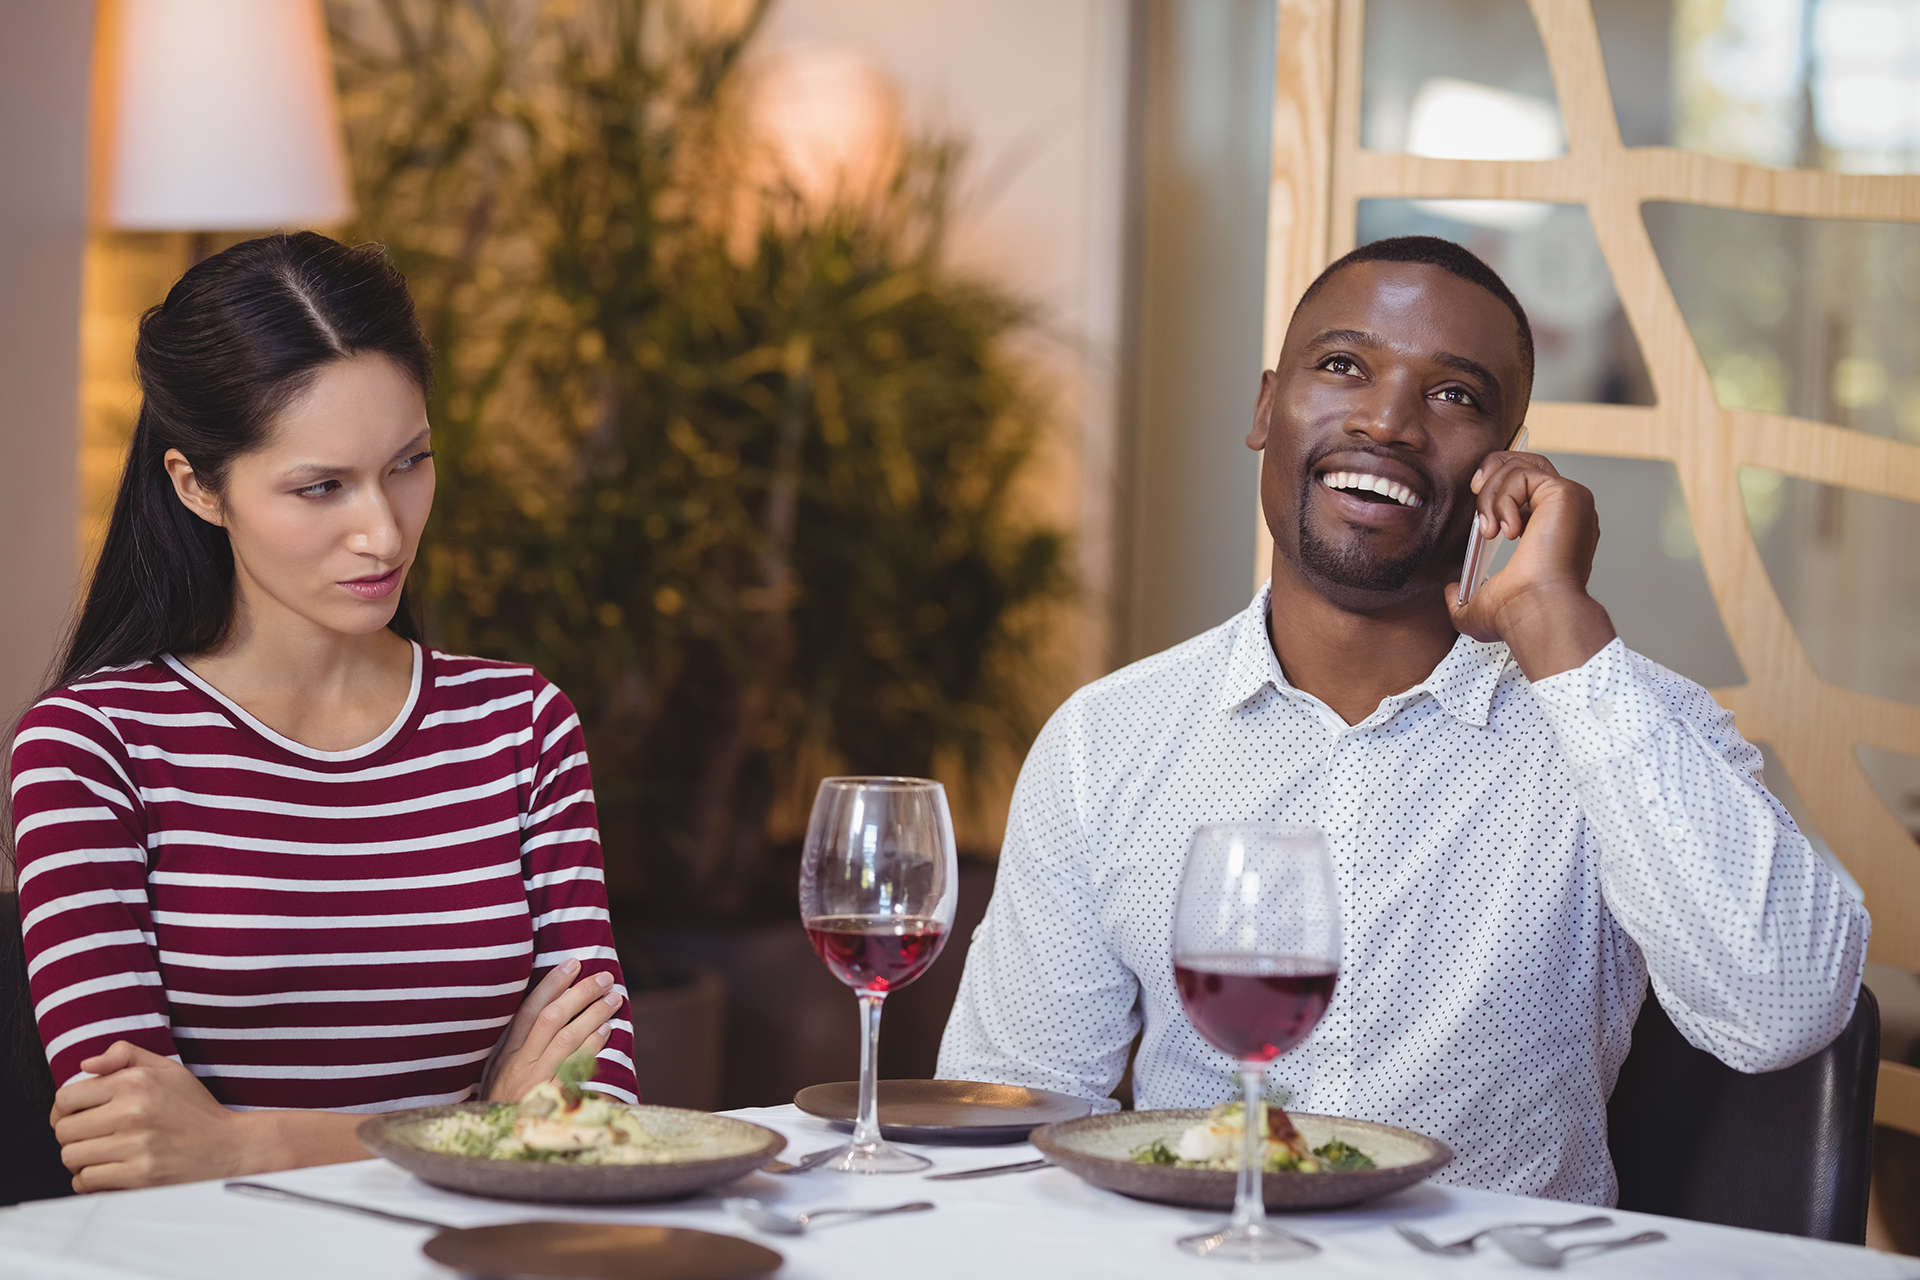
left=851, top=991, right=887, bottom=1150
left=1231, top=1065, right=1266, bottom=1234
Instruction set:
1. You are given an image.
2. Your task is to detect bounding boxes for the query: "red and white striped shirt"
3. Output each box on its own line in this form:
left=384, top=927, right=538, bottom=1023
left=9, top=645, right=639, bottom=1111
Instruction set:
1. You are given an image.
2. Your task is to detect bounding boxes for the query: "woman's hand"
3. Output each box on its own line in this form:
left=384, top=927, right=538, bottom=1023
left=483, top=957, right=623, bottom=1102
left=51, top=1041, right=246, bottom=1192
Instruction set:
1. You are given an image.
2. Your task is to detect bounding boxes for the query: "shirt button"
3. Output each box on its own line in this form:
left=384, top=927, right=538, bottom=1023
left=1591, top=698, right=1613, bottom=721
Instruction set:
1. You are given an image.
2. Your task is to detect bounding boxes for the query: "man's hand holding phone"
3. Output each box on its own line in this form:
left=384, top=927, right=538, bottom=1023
left=1446, top=433, right=1617, bottom=681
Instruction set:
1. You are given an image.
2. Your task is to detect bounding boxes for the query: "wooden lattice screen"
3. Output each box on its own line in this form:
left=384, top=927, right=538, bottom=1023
left=1260, top=0, right=1920, bottom=1135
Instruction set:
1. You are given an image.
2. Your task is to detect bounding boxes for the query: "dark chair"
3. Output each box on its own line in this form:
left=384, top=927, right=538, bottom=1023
left=1607, top=983, right=1879, bottom=1243
left=1, top=891, right=71, bottom=1205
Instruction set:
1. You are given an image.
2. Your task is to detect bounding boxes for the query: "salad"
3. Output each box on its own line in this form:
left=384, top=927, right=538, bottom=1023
left=417, top=1056, right=668, bottom=1165
left=1131, top=1100, right=1375, bottom=1173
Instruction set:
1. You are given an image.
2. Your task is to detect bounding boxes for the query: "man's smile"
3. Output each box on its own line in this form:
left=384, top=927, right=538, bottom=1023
left=1317, top=471, right=1422, bottom=508
left=1305, top=448, right=1438, bottom=533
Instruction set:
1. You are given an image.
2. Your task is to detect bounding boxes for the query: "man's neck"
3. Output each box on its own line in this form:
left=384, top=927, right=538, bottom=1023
left=1265, top=553, right=1462, bottom=726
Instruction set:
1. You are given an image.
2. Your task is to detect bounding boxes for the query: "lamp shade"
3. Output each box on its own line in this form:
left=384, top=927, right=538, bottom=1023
left=746, top=45, right=902, bottom=212
left=95, top=0, right=352, bottom=230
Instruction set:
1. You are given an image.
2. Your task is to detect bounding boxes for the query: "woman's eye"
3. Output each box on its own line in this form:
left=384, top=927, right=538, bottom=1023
left=395, top=449, right=434, bottom=473
left=1319, top=355, right=1359, bottom=376
left=1434, top=386, right=1478, bottom=407
left=294, top=479, right=341, bottom=499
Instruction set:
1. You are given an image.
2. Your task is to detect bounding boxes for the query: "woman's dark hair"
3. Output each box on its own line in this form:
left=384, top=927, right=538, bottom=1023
left=51, top=231, right=432, bottom=691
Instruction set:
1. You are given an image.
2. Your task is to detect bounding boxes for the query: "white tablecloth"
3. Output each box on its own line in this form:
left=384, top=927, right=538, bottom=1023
left=1, top=1104, right=1912, bottom=1279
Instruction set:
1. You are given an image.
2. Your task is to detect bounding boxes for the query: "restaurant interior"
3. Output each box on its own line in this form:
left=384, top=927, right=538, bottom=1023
left=1, top=0, right=1917, bottom=1275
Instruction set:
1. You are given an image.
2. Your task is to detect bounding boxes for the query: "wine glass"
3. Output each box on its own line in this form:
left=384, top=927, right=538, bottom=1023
left=799, top=776, right=959, bottom=1174
left=1171, top=823, right=1341, bottom=1261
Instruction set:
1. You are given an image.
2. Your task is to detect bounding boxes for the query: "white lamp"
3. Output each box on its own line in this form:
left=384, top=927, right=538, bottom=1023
left=745, top=45, right=902, bottom=213
left=94, top=0, right=352, bottom=232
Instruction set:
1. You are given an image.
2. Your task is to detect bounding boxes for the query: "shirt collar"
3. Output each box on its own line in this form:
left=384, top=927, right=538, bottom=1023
left=1214, top=583, right=1287, bottom=715
left=1215, top=581, right=1512, bottom=728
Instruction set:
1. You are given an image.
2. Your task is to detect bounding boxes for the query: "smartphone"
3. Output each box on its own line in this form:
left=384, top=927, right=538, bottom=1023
left=1457, top=518, right=1493, bottom=608
left=1456, top=427, right=1528, bottom=608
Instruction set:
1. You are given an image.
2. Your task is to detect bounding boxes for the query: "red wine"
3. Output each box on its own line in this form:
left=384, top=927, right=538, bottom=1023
left=805, top=916, right=948, bottom=993
left=1173, top=953, right=1336, bottom=1062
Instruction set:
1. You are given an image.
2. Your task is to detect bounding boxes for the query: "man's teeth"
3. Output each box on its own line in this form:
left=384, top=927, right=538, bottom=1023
left=1320, top=471, right=1422, bottom=508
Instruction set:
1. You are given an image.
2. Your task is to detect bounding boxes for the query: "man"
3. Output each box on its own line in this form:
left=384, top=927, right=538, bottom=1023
left=936, top=236, right=1869, bottom=1203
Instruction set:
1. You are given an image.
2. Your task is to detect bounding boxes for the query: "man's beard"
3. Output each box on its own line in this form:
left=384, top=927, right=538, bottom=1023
left=1295, top=475, right=1446, bottom=593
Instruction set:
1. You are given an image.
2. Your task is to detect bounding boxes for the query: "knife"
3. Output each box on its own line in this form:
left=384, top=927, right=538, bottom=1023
left=924, top=1158, right=1051, bottom=1181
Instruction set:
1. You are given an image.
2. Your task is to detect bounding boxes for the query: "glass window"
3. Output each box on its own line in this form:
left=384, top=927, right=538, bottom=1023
left=1366, top=0, right=1920, bottom=174
left=1858, top=745, right=1920, bottom=840
left=1743, top=470, right=1920, bottom=705
left=1548, top=454, right=1745, bottom=686
left=1644, top=204, right=1920, bottom=444
left=1596, top=0, right=1920, bottom=173
left=1361, top=0, right=1564, bottom=160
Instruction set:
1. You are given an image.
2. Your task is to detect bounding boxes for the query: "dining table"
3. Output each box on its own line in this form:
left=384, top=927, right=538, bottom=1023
left=1, top=1102, right=1913, bottom=1279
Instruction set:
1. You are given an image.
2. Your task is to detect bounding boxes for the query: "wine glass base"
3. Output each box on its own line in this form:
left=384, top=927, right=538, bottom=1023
left=1177, top=1222, right=1320, bottom=1262
left=821, top=1140, right=931, bottom=1175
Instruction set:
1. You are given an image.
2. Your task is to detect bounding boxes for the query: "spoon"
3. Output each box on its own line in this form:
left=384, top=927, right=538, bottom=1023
left=1488, top=1228, right=1667, bottom=1269
left=723, top=1197, right=934, bottom=1235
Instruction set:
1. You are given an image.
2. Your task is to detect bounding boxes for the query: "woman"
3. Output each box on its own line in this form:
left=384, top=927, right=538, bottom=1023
left=8, top=232, right=636, bottom=1192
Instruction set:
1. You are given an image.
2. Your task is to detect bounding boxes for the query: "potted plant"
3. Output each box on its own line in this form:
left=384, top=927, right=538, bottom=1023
left=329, top=0, right=1069, bottom=1107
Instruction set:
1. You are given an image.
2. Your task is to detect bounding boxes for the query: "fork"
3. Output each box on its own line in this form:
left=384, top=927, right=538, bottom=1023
left=1394, top=1215, right=1613, bottom=1257
left=760, top=1146, right=841, bottom=1175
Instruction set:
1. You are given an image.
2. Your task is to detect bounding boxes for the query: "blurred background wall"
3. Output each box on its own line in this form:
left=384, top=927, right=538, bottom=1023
left=0, top=4, right=91, bottom=742
left=1124, top=0, right=1275, bottom=659
left=758, top=0, right=1132, bottom=678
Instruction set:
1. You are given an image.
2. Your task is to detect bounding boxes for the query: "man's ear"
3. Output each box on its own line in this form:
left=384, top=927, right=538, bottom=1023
left=1246, top=368, right=1278, bottom=451
left=163, top=449, right=224, bottom=527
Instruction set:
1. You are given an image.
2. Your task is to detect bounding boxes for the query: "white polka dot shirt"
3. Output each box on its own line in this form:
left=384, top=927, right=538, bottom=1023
left=938, top=583, right=1871, bottom=1204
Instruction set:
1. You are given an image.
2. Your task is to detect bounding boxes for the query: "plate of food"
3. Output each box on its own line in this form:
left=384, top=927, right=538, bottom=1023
left=358, top=1066, right=785, bottom=1204
left=793, top=1079, right=1092, bottom=1143
left=1031, top=1100, right=1450, bottom=1211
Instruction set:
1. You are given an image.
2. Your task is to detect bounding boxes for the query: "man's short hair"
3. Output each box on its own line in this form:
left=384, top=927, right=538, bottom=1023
left=1293, top=235, right=1534, bottom=390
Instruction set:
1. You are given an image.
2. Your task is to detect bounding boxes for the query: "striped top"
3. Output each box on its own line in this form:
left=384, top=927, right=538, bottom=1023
left=9, top=645, right=638, bottom=1111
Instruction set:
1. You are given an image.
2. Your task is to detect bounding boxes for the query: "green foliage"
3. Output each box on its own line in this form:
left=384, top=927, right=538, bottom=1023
left=329, top=0, right=1070, bottom=919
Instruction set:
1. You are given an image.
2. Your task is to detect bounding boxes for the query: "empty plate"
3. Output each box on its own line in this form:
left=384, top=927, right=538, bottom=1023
left=423, top=1222, right=782, bottom=1279
left=792, top=1080, right=1092, bottom=1143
